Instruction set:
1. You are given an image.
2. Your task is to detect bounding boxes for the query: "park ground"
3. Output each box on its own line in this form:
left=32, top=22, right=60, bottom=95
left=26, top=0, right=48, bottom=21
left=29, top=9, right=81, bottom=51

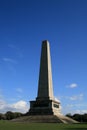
left=0, top=120, right=87, bottom=130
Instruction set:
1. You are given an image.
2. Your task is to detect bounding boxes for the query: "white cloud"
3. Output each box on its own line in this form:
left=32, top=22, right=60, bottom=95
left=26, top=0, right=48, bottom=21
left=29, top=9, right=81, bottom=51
left=70, top=94, right=83, bottom=101
left=66, top=83, right=78, bottom=88
left=62, top=103, right=87, bottom=115
left=0, top=99, right=7, bottom=110
left=11, top=100, right=29, bottom=113
left=63, top=108, right=87, bottom=115
left=0, top=100, right=29, bottom=113
left=0, top=89, right=28, bottom=113
left=66, top=103, right=87, bottom=108
left=59, top=94, right=84, bottom=101
left=66, top=104, right=74, bottom=108
left=2, top=58, right=17, bottom=73
left=71, top=110, right=87, bottom=115
left=3, top=58, right=17, bottom=64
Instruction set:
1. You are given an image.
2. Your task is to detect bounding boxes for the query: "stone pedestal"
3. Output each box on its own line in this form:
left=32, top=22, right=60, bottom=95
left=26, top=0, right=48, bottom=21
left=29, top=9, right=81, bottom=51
left=29, top=99, right=60, bottom=115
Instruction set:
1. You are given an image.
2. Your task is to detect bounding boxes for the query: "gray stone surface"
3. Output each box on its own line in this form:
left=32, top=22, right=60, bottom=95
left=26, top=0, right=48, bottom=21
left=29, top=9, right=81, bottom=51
left=37, top=40, right=54, bottom=100
left=12, top=115, right=79, bottom=123
left=29, top=40, right=60, bottom=115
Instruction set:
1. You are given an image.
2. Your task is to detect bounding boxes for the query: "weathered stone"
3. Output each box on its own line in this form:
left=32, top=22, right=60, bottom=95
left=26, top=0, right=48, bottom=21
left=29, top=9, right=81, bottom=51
left=12, top=40, right=79, bottom=123
left=37, top=40, right=54, bottom=100
left=29, top=40, right=61, bottom=115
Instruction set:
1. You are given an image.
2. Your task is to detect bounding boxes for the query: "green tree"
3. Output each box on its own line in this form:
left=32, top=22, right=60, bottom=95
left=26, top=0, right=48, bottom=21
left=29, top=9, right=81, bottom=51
left=5, top=111, right=14, bottom=120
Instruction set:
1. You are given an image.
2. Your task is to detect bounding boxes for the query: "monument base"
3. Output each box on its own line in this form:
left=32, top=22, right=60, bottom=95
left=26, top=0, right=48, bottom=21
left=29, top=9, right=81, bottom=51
left=12, top=99, right=78, bottom=124
left=28, top=99, right=61, bottom=115
left=12, top=115, right=79, bottom=124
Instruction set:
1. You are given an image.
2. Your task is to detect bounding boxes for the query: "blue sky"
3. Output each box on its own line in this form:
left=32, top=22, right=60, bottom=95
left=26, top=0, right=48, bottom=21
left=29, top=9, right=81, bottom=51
left=0, top=0, right=87, bottom=114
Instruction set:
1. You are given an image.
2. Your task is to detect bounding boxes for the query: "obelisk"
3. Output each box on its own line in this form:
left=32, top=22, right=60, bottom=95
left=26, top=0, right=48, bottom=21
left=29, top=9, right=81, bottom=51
left=29, top=40, right=60, bottom=115
left=14, top=40, right=78, bottom=123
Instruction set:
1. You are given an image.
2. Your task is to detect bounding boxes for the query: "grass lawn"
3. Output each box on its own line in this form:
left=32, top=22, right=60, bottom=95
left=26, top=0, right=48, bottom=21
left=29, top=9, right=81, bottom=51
left=0, top=120, right=87, bottom=130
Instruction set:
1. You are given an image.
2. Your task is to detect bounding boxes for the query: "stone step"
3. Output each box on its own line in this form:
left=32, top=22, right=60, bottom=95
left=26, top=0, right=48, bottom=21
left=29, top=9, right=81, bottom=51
left=12, top=115, right=79, bottom=124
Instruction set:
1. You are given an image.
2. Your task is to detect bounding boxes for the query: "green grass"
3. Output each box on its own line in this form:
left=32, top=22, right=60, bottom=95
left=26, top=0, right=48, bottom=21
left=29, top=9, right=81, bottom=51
left=0, top=120, right=87, bottom=130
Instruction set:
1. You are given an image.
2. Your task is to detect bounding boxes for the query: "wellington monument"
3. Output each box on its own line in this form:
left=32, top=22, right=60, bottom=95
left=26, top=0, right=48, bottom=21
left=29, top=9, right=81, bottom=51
left=13, top=40, right=78, bottom=123
left=29, top=40, right=60, bottom=116
left=28, top=40, right=78, bottom=123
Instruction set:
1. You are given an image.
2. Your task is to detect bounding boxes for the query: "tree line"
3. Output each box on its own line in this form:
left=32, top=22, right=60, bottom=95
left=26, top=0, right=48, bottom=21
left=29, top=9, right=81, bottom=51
left=0, top=111, right=23, bottom=120
left=66, top=113, right=87, bottom=123
left=0, top=111, right=87, bottom=122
